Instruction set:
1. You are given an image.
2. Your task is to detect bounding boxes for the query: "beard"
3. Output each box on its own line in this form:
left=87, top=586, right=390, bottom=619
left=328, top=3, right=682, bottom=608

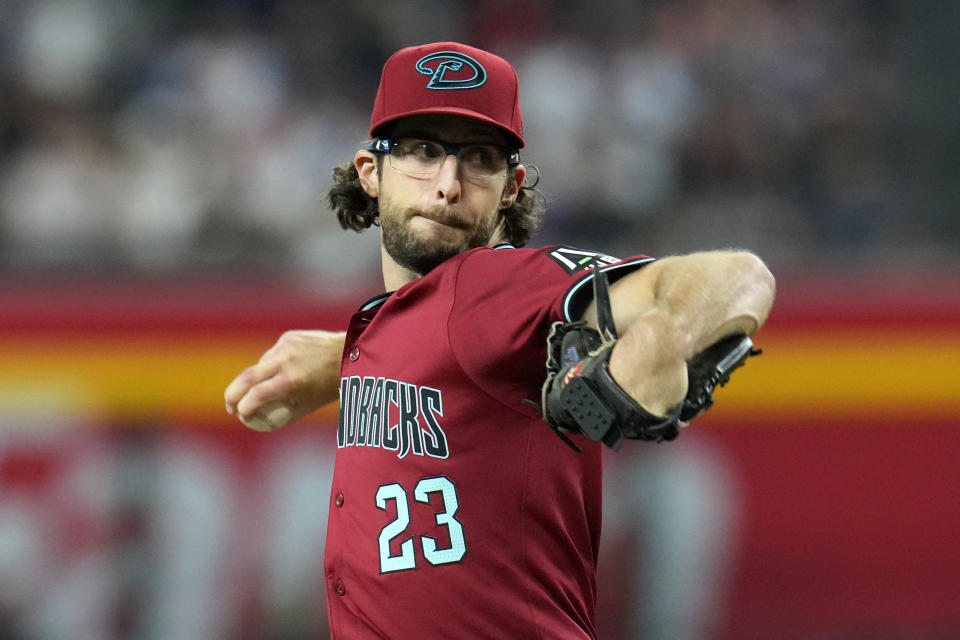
left=378, top=196, right=500, bottom=276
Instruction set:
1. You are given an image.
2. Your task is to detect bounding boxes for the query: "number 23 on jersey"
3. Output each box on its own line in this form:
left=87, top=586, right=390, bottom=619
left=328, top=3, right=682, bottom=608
left=375, top=476, right=466, bottom=573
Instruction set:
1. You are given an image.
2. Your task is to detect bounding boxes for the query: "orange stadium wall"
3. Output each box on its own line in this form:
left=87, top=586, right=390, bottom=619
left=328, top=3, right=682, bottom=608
left=1, top=273, right=958, bottom=639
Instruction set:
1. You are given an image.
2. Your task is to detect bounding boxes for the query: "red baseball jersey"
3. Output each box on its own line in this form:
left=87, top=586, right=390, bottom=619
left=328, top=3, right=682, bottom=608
left=325, top=244, right=652, bottom=639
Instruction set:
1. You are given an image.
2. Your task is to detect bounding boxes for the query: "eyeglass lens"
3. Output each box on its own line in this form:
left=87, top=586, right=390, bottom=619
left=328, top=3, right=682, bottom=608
left=388, top=139, right=508, bottom=179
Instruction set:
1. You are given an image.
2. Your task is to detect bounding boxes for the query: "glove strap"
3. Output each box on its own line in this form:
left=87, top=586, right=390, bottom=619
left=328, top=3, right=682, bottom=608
left=560, top=344, right=681, bottom=450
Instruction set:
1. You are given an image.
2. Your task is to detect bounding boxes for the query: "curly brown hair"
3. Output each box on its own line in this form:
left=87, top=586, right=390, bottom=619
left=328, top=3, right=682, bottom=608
left=327, top=159, right=546, bottom=247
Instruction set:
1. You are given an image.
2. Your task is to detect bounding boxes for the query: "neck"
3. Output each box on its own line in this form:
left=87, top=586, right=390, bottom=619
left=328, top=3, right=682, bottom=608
left=378, top=222, right=509, bottom=292
left=381, top=244, right=421, bottom=291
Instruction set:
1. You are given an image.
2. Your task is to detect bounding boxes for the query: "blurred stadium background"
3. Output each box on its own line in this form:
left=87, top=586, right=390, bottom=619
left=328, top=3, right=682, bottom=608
left=1, top=1, right=958, bottom=638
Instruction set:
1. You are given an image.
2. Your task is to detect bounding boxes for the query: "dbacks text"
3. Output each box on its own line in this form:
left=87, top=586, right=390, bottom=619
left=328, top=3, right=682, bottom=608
left=338, top=376, right=449, bottom=459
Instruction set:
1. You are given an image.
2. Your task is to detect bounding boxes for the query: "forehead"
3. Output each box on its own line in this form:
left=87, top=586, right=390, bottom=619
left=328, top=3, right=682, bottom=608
left=385, top=115, right=510, bottom=146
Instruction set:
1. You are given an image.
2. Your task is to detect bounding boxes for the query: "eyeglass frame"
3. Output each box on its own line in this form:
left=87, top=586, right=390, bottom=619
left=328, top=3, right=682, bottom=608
left=366, top=137, right=521, bottom=180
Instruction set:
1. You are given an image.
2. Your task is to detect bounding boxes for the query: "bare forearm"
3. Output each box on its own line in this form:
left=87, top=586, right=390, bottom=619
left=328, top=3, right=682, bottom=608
left=605, top=251, right=775, bottom=414
left=636, top=251, right=774, bottom=353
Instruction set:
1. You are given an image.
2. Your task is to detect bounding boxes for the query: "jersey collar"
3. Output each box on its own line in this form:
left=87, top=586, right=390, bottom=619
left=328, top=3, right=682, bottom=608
left=357, top=291, right=392, bottom=312
left=357, top=244, right=515, bottom=312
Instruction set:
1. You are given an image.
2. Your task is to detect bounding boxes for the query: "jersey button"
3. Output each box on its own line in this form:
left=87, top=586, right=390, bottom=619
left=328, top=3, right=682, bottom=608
left=348, top=347, right=360, bottom=361
left=334, top=578, right=346, bottom=596
left=335, top=492, right=344, bottom=507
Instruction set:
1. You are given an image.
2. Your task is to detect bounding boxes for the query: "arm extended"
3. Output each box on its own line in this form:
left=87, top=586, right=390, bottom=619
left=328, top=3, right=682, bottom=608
left=582, top=249, right=776, bottom=416
left=539, top=249, right=775, bottom=448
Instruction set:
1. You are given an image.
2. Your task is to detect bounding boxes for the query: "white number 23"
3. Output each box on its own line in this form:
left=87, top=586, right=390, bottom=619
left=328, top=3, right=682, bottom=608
left=375, top=476, right=466, bottom=573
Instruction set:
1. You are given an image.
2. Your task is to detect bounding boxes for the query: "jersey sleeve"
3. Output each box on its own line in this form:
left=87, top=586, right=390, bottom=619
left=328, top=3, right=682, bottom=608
left=446, top=245, right=652, bottom=416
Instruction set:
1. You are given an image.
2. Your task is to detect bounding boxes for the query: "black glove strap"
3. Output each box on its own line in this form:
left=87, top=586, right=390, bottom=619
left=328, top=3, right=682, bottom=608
left=560, top=344, right=681, bottom=450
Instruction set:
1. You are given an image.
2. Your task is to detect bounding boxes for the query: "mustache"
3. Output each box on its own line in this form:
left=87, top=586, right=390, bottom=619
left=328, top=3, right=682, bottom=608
left=415, top=207, right=470, bottom=228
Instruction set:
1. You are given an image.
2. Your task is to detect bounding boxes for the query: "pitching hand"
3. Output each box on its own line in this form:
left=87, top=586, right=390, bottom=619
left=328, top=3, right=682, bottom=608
left=224, top=330, right=346, bottom=431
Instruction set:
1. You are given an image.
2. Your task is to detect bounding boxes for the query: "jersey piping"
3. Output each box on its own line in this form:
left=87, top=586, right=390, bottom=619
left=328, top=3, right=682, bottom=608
left=561, top=257, right=656, bottom=322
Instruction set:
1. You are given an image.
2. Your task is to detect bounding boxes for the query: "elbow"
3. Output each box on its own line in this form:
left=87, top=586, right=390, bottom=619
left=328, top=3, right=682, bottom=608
left=733, top=251, right=777, bottom=330
left=737, top=251, right=776, bottom=293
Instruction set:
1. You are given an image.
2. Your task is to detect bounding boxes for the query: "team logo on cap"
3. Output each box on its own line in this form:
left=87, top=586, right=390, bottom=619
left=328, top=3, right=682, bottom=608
left=415, top=51, right=487, bottom=90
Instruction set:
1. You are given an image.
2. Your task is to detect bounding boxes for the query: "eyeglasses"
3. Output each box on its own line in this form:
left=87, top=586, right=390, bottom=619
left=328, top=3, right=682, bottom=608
left=367, top=138, right=520, bottom=181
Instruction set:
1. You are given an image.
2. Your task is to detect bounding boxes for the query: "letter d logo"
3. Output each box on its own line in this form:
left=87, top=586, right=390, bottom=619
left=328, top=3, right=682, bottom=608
left=415, top=52, right=487, bottom=90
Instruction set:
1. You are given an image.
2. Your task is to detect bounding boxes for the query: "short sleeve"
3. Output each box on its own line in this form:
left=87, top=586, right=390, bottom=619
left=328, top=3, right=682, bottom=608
left=446, top=246, right=652, bottom=414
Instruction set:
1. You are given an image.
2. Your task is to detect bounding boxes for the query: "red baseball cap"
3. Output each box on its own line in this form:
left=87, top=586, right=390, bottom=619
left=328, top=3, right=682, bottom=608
left=369, top=42, right=525, bottom=148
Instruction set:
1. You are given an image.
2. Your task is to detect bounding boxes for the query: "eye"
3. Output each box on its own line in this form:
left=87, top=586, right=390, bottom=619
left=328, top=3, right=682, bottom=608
left=460, top=145, right=504, bottom=172
left=399, top=139, right=443, bottom=159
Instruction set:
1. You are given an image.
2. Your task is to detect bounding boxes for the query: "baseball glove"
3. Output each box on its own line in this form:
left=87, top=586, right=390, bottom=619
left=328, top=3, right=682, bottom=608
left=538, top=270, right=760, bottom=451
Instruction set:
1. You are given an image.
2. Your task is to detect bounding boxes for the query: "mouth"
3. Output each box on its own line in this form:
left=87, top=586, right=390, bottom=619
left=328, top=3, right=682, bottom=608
left=414, top=212, right=468, bottom=231
left=409, top=214, right=470, bottom=245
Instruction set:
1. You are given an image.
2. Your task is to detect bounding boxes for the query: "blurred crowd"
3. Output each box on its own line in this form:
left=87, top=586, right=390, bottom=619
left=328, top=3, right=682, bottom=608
left=0, top=0, right=956, bottom=291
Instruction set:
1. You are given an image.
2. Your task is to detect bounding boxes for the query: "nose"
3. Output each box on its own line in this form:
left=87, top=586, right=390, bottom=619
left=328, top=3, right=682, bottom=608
left=434, top=154, right=461, bottom=204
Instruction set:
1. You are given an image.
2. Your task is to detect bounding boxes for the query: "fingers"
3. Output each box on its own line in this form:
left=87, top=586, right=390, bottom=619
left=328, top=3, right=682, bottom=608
left=225, top=331, right=307, bottom=416
left=225, top=329, right=346, bottom=431
left=224, top=360, right=280, bottom=416
left=234, top=373, right=298, bottom=420
left=225, top=359, right=301, bottom=432
left=241, top=399, right=296, bottom=432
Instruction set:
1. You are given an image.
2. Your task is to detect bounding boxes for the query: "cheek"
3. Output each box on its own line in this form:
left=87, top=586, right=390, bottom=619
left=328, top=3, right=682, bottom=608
left=381, top=171, right=432, bottom=201
left=467, top=182, right=509, bottom=213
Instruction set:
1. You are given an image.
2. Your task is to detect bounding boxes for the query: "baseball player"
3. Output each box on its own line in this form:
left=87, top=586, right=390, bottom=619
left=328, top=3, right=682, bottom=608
left=225, top=42, right=775, bottom=639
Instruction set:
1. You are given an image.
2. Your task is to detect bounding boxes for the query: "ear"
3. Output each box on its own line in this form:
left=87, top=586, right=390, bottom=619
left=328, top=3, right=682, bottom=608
left=499, top=165, right=526, bottom=209
left=355, top=150, right=379, bottom=198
